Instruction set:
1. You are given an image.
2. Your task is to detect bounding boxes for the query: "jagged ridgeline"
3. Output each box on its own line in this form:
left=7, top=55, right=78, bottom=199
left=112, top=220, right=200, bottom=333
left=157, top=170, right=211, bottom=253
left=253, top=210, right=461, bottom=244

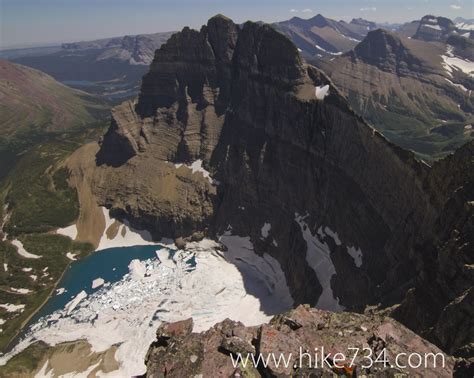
left=72, top=14, right=472, bottom=365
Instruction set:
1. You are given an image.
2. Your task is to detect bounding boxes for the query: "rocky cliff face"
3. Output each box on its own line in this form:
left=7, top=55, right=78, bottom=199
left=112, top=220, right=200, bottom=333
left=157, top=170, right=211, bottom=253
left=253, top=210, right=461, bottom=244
left=414, top=15, right=457, bottom=42
left=95, top=15, right=434, bottom=306
left=79, top=15, right=473, bottom=370
left=393, top=142, right=474, bottom=359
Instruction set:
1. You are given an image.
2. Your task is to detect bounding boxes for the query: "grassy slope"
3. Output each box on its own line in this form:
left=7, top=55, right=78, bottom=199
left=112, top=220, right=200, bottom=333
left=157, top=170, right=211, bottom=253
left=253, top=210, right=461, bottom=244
left=0, top=60, right=111, bottom=352
left=0, top=138, right=104, bottom=352
left=0, top=60, right=109, bottom=181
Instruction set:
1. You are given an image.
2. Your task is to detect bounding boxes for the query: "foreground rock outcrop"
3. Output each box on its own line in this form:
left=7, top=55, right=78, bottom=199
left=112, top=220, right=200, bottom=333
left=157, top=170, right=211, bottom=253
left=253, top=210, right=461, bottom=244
left=67, top=14, right=474, bottom=370
left=145, top=305, right=456, bottom=377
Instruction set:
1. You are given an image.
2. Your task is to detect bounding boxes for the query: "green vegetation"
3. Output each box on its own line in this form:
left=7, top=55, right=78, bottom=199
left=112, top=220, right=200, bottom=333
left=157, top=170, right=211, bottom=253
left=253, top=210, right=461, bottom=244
left=0, top=341, right=49, bottom=376
left=5, top=156, right=80, bottom=236
left=0, top=234, right=93, bottom=351
left=0, top=119, right=109, bottom=353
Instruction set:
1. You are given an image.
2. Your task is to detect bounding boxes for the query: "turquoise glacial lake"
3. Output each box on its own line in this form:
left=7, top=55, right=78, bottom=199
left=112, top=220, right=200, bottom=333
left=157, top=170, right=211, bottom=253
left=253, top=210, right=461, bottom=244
left=30, top=245, right=163, bottom=324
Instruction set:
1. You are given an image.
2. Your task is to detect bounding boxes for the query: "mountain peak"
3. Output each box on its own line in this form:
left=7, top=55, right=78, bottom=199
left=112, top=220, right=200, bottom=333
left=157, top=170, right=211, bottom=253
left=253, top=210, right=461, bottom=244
left=350, top=18, right=377, bottom=29
left=414, top=15, right=456, bottom=42
left=353, top=29, right=423, bottom=74
left=136, top=16, right=304, bottom=118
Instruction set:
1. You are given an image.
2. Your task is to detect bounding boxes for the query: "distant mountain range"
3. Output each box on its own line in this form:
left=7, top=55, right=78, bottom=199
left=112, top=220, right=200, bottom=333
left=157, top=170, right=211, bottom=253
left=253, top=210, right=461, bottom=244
left=0, top=31, right=174, bottom=101
left=272, top=14, right=377, bottom=59
left=60, top=32, right=175, bottom=65
left=316, top=29, right=473, bottom=159
left=1, top=13, right=472, bottom=158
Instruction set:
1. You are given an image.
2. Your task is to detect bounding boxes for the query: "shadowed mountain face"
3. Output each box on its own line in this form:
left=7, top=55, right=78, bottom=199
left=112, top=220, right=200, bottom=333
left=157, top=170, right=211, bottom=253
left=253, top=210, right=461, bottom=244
left=317, top=29, right=473, bottom=159
left=84, top=15, right=473, bottom=367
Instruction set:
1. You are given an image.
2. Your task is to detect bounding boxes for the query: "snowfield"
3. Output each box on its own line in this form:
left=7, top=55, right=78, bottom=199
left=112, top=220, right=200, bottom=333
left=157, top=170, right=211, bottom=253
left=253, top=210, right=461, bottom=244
left=0, top=235, right=293, bottom=376
left=11, top=239, right=41, bottom=259
left=442, top=46, right=474, bottom=78
left=56, top=224, right=78, bottom=240
left=97, top=207, right=155, bottom=250
left=295, top=213, right=344, bottom=311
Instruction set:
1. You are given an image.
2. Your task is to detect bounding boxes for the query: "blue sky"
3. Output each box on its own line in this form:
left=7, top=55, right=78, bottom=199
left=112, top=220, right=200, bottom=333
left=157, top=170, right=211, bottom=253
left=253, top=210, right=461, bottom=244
left=1, top=0, right=472, bottom=48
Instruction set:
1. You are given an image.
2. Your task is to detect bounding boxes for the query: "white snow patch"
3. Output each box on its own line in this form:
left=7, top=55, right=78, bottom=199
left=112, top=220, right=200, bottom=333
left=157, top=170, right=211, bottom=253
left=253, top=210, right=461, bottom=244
left=34, top=360, right=52, bottom=378
left=30, top=275, right=37, bottom=281
left=341, top=34, right=361, bottom=42
left=442, top=46, right=474, bottom=78
left=56, top=224, right=78, bottom=240
left=324, top=226, right=342, bottom=246
left=272, top=239, right=278, bottom=247
left=11, top=239, right=41, bottom=259
left=314, top=45, right=342, bottom=55
left=347, top=246, right=363, bottom=267
left=0, top=303, right=25, bottom=312
left=174, top=159, right=219, bottom=185
left=423, top=24, right=441, bottom=31
left=91, top=278, right=105, bottom=289
left=21, top=267, right=32, bottom=272
left=315, top=85, right=330, bottom=100
left=3, top=264, right=7, bottom=272
left=66, top=252, right=77, bottom=261
left=444, top=78, right=469, bottom=92
left=261, top=223, right=271, bottom=239
left=97, top=207, right=155, bottom=251
left=295, top=213, right=343, bottom=311
left=10, top=288, right=32, bottom=295
left=0, top=319, right=5, bottom=325
left=456, top=23, right=474, bottom=31
left=2, top=237, right=293, bottom=376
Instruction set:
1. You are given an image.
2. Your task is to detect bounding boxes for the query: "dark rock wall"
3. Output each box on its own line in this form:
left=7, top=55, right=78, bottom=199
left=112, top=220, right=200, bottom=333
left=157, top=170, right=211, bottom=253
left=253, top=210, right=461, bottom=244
left=95, top=15, right=473, bottom=357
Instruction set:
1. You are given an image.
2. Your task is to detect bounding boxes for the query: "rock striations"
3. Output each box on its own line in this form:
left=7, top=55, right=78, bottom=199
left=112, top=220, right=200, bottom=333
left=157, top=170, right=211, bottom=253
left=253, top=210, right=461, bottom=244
left=70, top=15, right=474, bottom=373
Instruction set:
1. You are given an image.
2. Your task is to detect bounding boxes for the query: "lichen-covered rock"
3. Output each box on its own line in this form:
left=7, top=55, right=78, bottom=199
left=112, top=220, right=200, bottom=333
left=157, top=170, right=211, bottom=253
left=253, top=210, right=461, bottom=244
left=144, top=306, right=456, bottom=377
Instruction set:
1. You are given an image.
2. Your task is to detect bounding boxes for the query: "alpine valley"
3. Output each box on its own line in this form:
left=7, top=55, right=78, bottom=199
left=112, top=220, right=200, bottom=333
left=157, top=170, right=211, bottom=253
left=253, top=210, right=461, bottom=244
left=0, top=11, right=472, bottom=378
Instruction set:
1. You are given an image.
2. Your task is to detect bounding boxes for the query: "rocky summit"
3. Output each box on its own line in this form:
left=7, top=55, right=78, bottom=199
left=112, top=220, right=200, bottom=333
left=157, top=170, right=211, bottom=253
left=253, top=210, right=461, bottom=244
left=145, top=305, right=456, bottom=377
left=68, top=14, right=474, bottom=375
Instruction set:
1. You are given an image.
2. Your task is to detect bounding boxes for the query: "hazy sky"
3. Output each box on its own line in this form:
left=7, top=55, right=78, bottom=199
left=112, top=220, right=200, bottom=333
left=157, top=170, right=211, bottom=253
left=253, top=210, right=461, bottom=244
left=1, top=0, right=472, bottom=48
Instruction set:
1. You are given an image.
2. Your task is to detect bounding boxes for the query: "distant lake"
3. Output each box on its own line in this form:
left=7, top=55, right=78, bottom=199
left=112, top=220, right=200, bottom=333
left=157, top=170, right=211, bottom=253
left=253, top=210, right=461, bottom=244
left=29, top=245, right=165, bottom=324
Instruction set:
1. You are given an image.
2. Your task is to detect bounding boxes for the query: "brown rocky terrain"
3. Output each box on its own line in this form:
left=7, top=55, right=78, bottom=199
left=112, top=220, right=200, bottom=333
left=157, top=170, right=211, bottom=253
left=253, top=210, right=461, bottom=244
left=65, top=14, right=474, bottom=375
left=145, top=305, right=456, bottom=377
